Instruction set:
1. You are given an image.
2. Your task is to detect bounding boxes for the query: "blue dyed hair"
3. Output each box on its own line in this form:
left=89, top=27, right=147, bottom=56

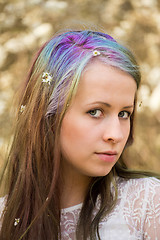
left=29, top=30, right=140, bottom=119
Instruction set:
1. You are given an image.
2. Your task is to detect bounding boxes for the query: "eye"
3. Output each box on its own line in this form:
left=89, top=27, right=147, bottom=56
left=87, top=109, right=103, bottom=118
left=118, top=111, right=131, bottom=119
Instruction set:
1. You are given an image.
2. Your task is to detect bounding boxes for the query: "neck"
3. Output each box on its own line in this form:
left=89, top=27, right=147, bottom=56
left=60, top=163, right=92, bottom=209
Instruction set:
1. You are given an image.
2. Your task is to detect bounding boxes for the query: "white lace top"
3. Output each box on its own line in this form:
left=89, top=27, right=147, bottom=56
left=60, top=177, right=160, bottom=240
left=0, top=177, right=160, bottom=239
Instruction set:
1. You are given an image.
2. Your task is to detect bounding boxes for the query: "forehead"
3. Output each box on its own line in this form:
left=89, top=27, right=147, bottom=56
left=82, top=59, right=134, bottom=82
left=72, top=61, right=137, bottom=107
left=81, top=61, right=136, bottom=91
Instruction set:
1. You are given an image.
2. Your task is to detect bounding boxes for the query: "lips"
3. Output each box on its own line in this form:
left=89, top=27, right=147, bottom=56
left=95, top=151, right=118, bottom=162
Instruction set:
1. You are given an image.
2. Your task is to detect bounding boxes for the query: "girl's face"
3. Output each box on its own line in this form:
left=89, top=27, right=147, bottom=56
left=60, top=61, right=137, bottom=178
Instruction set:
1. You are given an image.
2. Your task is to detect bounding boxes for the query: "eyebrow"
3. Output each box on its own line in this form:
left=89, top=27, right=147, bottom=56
left=87, top=101, right=134, bottom=109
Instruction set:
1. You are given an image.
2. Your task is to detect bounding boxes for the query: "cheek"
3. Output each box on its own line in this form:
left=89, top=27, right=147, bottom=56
left=60, top=112, right=93, bottom=145
left=61, top=116, right=81, bottom=142
left=125, top=121, right=133, bottom=145
left=60, top=116, right=85, bottom=155
left=123, top=122, right=131, bottom=144
left=127, top=124, right=131, bottom=137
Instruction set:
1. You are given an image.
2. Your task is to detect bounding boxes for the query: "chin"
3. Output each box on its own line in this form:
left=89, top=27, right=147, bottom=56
left=88, top=169, right=112, bottom=177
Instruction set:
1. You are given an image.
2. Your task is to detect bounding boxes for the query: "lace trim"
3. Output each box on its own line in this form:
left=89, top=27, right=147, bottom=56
left=61, top=203, right=83, bottom=213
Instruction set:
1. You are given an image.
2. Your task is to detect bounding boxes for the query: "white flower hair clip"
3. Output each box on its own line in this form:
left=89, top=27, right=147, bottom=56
left=20, top=105, right=26, bottom=113
left=93, top=50, right=100, bottom=56
left=14, top=218, right=20, bottom=226
left=42, top=72, right=52, bottom=85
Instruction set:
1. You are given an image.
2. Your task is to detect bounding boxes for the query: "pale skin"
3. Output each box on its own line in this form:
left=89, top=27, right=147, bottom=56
left=60, top=61, right=137, bottom=208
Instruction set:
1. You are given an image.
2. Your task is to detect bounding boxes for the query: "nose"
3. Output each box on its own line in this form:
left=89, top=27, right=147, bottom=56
left=102, top=117, right=124, bottom=143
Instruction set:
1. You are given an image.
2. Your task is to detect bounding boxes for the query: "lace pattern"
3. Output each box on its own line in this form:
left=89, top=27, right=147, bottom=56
left=61, top=205, right=82, bottom=240
left=60, top=177, right=160, bottom=240
left=0, top=177, right=160, bottom=239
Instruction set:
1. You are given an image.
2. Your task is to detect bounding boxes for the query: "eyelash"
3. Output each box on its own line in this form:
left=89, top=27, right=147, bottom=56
left=87, top=109, right=132, bottom=119
left=87, top=109, right=103, bottom=118
left=118, top=111, right=131, bottom=119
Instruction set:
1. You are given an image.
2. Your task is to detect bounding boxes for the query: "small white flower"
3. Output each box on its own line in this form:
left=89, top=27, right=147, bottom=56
left=139, top=101, right=142, bottom=107
left=20, top=105, right=26, bottom=113
left=93, top=50, right=100, bottom=56
left=14, top=218, right=20, bottom=226
left=42, top=72, right=52, bottom=85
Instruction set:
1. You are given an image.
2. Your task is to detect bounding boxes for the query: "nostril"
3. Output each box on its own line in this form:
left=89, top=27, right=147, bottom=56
left=108, top=138, right=116, bottom=143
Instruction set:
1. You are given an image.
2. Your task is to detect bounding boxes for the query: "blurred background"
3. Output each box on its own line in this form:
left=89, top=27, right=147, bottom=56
left=0, top=0, right=160, bottom=173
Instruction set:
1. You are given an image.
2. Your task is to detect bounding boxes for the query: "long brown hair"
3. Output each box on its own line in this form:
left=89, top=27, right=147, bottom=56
left=0, top=30, right=149, bottom=240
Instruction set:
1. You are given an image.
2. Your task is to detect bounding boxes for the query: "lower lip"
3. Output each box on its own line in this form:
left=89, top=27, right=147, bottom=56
left=96, top=153, right=117, bottom=162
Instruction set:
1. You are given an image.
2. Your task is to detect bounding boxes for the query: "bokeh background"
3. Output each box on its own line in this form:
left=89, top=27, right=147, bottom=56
left=0, top=0, right=160, bottom=173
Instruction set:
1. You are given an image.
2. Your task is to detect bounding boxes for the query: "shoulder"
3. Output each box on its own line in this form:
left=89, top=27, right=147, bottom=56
left=99, top=178, right=160, bottom=239
left=0, top=196, right=7, bottom=229
left=0, top=196, right=7, bottom=220
left=0, top=196, right=6, bottom=209
left=117, top=177, right=160, bottom=215
left=117, top=176, right=160, bottom=195
left=116, top=177, right=160, bottom=237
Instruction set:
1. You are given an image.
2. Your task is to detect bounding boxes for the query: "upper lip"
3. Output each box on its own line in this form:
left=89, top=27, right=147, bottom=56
left=96, top=151, right=118, bottom=155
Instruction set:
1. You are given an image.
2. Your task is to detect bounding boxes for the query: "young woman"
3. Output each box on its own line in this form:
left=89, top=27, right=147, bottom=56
left=0, top=30, right=160, bottom=240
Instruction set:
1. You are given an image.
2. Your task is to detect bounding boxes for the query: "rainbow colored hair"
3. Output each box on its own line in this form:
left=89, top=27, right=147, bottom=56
left=29, top=30, right=141, bottom=118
